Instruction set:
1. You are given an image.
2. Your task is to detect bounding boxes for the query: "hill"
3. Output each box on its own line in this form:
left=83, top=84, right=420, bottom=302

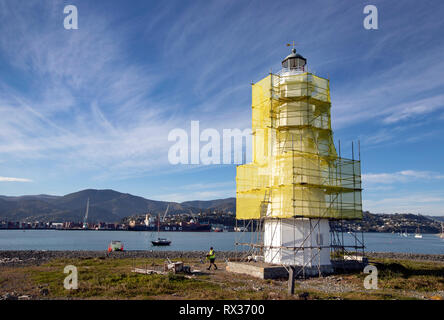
left=0, top=189, right=236, bottom=223
left=2, top=190, right=440, bottom=233
left=181, top=198, right=235, bottom=212
left=342, top=212, right=442, bottom=233
left=430, top=216, right=444, bottom=223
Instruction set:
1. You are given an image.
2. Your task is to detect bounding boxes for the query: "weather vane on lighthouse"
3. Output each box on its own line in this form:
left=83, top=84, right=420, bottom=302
left=286, top=41, right=298, bottom=49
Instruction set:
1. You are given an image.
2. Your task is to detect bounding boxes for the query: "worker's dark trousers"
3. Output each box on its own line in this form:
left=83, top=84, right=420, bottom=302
left=208, top=258, right=217, bottom=270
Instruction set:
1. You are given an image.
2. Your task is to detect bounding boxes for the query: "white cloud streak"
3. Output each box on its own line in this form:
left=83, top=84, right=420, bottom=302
left=0, top=2, right=182, bottom=179
left=382, top=95, right=444, bottom=124
left=152, top=181, right=235, bottom=202
left=362, top=170, right=444, bottom=215
left=0, top=176, right=32, bottom=182
left=363, top=170, right=444, bottom=185
left=364, top=193, right=444, bottom=215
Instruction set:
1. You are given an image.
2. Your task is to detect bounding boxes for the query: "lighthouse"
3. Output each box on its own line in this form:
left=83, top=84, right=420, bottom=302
left=236, top=48, right=362, bottom=273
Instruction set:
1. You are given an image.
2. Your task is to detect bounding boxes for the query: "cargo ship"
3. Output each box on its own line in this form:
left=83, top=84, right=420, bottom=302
left=162, top=221, right=211, bottom=232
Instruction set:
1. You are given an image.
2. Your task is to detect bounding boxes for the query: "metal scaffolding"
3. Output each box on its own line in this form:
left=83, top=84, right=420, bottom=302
left=235, top=64, right=365, bottom=278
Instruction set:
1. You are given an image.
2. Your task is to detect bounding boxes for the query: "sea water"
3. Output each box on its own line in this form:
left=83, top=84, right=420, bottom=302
left=0, top=230, right=442, bottom=254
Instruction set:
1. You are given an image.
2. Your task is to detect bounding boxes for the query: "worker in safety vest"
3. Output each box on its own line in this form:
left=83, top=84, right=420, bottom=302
left=206, top=247, right=217, bottom=270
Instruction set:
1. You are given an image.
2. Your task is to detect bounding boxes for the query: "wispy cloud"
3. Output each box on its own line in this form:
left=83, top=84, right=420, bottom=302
left=363, top=170, right=444, bottom=185
left=0, top=176, right=32, bottom=182
left=154, top=191, right=234, bottom=203
left=153, top=181, right=235, bottom=202
left=382, top=95, right=444, bottom=124
left=364, top=192, right=444, bottom=215
left=333, top=50, right=444, bottom=130
left=0, top=1, right=182, bottom=180
left=363, top=170, right=444, bottom=214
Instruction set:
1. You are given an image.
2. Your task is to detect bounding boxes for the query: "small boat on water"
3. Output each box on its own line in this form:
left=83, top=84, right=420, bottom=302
left=414, top=226, right=422, bottom=239
left=151, top=206, right=171, bottom=247
left=151, top=238, right=172, bottom=246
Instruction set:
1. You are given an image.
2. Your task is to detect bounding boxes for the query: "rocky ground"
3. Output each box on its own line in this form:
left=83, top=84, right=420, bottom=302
left=1, top=250, right=443, bottom=266
left=365, top=251, right=444, bottom=262
left=0, top=250, right=240, bottom=267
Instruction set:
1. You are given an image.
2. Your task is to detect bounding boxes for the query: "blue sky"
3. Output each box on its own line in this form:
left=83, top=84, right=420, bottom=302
left=0, top=0, right=443, bottom=215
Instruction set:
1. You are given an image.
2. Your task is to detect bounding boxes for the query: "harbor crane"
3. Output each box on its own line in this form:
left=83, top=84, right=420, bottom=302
left=82, top=198, right=89, bottom=229
left=161, top=204, right=170, bottom=222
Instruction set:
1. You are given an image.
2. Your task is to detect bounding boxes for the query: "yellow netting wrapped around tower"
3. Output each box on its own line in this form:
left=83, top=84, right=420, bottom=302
left=236, top=72, right=362, bottom=220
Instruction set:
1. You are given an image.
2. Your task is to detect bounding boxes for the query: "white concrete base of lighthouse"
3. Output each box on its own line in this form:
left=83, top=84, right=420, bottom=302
left=263, top=218, right=332, bottom=268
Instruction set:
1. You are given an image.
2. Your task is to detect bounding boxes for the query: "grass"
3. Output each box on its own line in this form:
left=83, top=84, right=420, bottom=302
left=25, top=257, right=276, bottom=300
left=1, top=256, right=442, bottom=300
left=29, top=258, right=210, bottom=299
left=370, top=259, right=444, bottom=292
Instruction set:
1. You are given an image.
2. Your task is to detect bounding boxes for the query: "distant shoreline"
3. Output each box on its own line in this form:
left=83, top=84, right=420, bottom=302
left=0, top=229, right=442, bottom=235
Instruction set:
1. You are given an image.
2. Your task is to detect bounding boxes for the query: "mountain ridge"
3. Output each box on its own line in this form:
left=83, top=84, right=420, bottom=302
left=0, top=189, right=236, bottom=223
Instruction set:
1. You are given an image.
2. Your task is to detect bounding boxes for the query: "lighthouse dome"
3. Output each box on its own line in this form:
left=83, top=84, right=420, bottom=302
left=282, top=48, right=306, bottom=71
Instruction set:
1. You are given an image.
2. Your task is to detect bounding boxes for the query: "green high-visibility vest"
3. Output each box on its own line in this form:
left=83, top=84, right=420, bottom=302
left=208, top=250, right=215, bottom=259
